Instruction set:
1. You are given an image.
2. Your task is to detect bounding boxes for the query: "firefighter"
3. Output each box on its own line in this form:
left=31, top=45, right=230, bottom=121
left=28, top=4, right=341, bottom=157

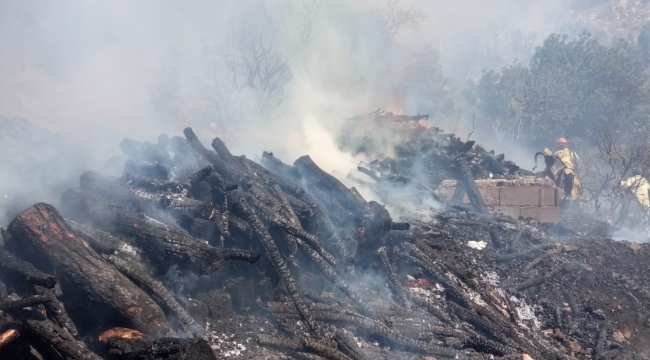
left=553, top=137, right=582, bottom=203
left=620, top=171, right=650, bottom=221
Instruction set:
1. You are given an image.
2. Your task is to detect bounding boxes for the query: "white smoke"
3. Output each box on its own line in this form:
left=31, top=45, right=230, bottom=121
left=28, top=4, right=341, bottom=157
left=0, top=0, right=625, bottom=224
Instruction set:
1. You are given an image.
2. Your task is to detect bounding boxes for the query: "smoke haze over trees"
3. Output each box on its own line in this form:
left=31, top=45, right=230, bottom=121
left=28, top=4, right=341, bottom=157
left=474, top=32, right=650, bottom=148
left=2, top=0, right=650, bottom=223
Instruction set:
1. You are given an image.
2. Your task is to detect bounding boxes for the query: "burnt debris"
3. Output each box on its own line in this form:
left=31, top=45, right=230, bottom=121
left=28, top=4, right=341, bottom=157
left=0, top=126, right=648, bottom=360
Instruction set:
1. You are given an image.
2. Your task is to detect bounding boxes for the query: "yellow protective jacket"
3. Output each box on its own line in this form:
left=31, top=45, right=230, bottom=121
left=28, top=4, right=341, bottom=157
left=553, top=148, right=579, bottom=176
left=621, top=175, right=650, bottom=208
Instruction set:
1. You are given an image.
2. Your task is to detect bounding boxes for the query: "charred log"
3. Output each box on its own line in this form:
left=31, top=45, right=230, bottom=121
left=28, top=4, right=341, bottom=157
left=80, top=171, right=151, bottom=210
left=247, top=193, right=336, bottom=266
left=0, top=246, right=57, bottom=289
left=104, top=336, right=216, bottom=360
left=272, top=184, right=300, bottom=225
left=459, top=334, right=515, bottom=356
left=0, top=295, right=50, bottom=312
left=334, top=330, right=368, bottom=360
left=61, top=189, right=260, bottom=275
left=32, top=285, right=78, bottom=337
left=205, top=137, right=230, bottom=159
left=104, top=255, right=206, bottom=339
left=168, top=136, right=210, bottom=172
left=123, top=174, right=187, bottom=194
left=377, top=246, right=411, bottom=309
left=400, top=242, right=471, bottom=307
left=408, top=293, right=454, bottom=324
left=260, top=151, right=302, bottom=182
left=183, top=128, right=245, bottom=183
left=6, top=203, right=171, bottom=336
left=258, top=334, right=351, bottom=360
left=294, top=155, right=373, bottom=222
left=510, top=275, right=549, bottom=293
left=180, top=166, right=215, bottom=188
left=283, top=192, right=315, bottom=222
left=295, top=238, right=363, bottom=308
left=203, top=173, right=238, bottom=193
left=82, top=171, right=213, bottom=220
left=509, top=268, right=563, bottom=293
left=259, top=180, right=349, bottom=263
left=231, top=197, right=323, bottom=339
left=24, top=317, right=103, bottom=360
left=268, top=303, right=459, bottom=358
left=524, top=247, right=560, bottom=271
left=66, top=219, right=143, bottom=263
left=123, top=160, right=171, bottom=182
left=447, top=302, right=512, bottom=348
left=228, top=215, right=254, bottom=240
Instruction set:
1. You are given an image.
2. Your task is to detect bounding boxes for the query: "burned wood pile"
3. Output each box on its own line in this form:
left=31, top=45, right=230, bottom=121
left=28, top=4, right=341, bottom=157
left=1, top=126, right=649, bottom=359
left=336, top=112, right=534, bottom=216
left=336, top=111, right=438, bottom=159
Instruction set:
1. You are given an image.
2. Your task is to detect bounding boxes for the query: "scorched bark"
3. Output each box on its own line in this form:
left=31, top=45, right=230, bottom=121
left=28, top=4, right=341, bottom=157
left=61, top=189, right=260, bottom=275
left=24, top=317, right=103, bottom=360
left=104, top=254, right=206, bottom=339
left=0, top=244, right=57, bottom=288
left=105, top=337, right=217, bottom=360
left=6, top=203, right=171, bottom=336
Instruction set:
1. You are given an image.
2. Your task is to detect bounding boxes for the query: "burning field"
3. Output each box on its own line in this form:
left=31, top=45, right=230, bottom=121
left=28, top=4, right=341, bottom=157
left=1, top=123, right=650, bottom=360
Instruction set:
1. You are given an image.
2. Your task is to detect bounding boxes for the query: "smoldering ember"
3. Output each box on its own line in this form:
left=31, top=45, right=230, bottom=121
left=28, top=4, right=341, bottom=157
left=0, top=119, right=649, bottom=360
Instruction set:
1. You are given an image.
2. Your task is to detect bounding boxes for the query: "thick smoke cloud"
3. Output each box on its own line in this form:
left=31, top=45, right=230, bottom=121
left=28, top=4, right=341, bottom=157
left=0, top=0, right=603, bottom=225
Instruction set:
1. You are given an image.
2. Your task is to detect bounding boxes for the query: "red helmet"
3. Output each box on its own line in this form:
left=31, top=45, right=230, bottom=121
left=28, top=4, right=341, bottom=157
left=556, top=137, right=567, bottom=145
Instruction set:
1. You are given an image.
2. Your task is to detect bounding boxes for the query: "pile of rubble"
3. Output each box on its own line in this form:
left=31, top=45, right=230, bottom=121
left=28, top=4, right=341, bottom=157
left=0, top=126, right=648, bottom=360
left=336, top=111, right=539, bottom=220
left=338, top=111, right=529, bottom=183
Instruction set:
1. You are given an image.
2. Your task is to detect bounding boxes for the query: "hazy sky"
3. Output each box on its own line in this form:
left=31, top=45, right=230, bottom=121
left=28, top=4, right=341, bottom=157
left=0, top=0, right=599, bottom=173
left=0, top=0, right=577, bottom=128
left=0, top=0, right=631, bottom=226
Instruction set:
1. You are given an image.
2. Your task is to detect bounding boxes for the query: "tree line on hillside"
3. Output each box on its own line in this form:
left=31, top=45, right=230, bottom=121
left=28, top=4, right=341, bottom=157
left=470, top=30, right=650, bottom=219
left=473, top=32, right=650, bottom=148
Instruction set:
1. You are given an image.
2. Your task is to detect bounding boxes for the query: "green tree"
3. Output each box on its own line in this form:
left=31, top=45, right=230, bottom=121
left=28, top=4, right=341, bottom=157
left=476, top=62, right=531, bottom=142
left=476, top=32, right=650, bottom=145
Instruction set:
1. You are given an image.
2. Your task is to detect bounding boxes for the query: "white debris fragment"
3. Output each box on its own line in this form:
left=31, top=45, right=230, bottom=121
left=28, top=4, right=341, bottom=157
left=483, top=271, right=500, bottom=285
left=117, top=243, right=139, bottom=257
left=467, top=240, right=487, bottom=250
left=510, top=295, right=541, bottom=330
left=143, top=214, right=169, bottom=228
